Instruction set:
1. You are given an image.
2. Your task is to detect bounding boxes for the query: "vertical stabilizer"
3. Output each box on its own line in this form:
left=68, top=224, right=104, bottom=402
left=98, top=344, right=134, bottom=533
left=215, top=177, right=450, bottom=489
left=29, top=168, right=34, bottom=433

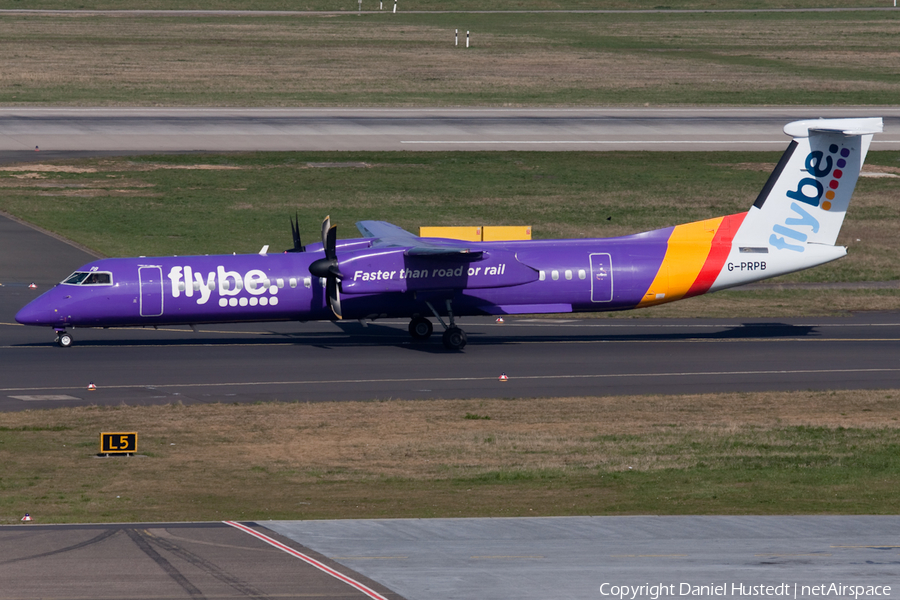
left=710, top=117, right=882, bottom=290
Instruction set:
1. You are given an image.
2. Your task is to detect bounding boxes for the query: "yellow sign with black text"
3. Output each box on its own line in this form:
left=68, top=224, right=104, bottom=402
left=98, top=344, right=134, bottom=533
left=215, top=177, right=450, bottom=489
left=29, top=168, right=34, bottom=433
left=100, top=432, right=138, bottom=454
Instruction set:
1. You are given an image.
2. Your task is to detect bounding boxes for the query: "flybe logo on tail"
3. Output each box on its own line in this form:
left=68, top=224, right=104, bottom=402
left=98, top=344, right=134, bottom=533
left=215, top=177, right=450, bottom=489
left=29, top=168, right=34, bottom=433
left=770, top=144, right=850, bottom=253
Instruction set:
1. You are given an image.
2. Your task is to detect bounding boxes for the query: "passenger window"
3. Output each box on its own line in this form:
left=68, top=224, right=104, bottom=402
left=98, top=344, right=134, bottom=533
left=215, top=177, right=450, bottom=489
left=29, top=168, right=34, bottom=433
left=578, top=269, right=586, bottom=280
left=565, top=270, right=573, bottom=280
left=539, top=271, right=546, bottom=281
left=551, top=270, right=559, bottom=281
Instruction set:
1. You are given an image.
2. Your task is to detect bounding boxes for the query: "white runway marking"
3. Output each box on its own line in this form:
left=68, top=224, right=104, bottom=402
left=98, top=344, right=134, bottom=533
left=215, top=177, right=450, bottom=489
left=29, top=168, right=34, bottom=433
left=225, top=521, right=390, bottom=600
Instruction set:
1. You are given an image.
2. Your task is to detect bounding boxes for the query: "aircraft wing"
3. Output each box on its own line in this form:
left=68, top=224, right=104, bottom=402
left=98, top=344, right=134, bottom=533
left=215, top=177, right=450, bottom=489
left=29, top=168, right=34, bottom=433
left=356, top=220, right=483, bottom=257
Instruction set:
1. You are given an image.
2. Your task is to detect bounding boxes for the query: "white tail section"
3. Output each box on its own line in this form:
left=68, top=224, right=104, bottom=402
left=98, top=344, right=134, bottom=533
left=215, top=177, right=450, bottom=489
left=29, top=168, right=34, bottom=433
left=712, top=117, right=882, bottom=290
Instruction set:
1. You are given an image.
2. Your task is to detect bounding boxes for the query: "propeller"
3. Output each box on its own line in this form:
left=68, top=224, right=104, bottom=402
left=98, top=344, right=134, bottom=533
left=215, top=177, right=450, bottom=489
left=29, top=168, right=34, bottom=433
left=308, top=215, right=343, bottom=319
left=285, top=212, right=304, bottom=252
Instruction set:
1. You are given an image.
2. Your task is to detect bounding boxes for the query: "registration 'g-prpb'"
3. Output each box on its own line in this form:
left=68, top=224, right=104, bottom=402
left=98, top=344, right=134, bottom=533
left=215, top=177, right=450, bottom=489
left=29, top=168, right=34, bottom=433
left=16, top=118, right=883, bottom=350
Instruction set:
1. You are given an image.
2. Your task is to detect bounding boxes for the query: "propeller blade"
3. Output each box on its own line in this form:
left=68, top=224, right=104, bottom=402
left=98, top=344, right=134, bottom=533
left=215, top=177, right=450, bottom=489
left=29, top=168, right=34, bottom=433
left=291, top=212, right=303, bottom=251
left=327, top=276, right=343, bottom=320
left=321, top=215, right=331, bottom=247
left=324, top=224, right=337, bottom=261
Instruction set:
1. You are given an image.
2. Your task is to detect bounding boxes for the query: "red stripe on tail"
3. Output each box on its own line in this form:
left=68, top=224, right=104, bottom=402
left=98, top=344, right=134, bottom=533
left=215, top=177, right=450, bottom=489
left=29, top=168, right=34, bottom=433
left=685, top=212, right=747, bottom=298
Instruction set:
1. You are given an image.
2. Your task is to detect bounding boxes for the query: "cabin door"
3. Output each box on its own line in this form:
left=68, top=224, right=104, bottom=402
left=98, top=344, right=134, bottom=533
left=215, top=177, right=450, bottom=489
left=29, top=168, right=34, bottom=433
left=139, top=266, right=164, bottom=317
left=590, top=253, right=613, bottom=303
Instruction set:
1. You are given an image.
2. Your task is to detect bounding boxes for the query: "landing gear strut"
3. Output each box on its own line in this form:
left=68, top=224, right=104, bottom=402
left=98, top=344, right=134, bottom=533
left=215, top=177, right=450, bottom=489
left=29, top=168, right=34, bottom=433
left=55, top=330, right=73, bottom=348
left=423, top=300, right=468, bottom=351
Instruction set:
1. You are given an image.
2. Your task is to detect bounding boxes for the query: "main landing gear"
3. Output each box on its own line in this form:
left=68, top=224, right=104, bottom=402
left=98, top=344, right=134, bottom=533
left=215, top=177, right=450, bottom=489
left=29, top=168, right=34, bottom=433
left=409, top=316, right=434, bottom=340
left=55, top=329, right=73, bottom=348
left=407, top=300, right=468, bottom=351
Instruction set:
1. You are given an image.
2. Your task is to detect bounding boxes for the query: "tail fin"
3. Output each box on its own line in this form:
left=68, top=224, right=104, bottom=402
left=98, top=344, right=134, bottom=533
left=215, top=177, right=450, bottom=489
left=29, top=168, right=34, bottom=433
left=713, top=117, right=882, bottom=289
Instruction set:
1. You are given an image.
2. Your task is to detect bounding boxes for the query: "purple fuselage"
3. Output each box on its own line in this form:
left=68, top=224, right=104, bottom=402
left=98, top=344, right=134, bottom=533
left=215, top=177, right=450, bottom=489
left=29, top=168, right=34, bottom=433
left=16, top=228, right=673, bottom=328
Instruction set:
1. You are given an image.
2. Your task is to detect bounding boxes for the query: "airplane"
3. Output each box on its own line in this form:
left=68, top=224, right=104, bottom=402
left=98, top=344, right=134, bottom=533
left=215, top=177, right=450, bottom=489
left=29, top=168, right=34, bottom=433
left=15, top=117, right=883, bottom=350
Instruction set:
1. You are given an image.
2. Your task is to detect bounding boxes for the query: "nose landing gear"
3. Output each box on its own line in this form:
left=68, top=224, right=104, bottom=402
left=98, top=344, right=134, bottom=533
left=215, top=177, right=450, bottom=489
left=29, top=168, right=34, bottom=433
left=55, top=329, right=73, bottom=348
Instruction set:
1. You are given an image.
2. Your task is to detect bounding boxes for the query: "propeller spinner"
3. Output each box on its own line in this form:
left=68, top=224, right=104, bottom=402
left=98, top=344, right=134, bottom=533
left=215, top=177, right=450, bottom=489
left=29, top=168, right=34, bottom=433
left=308, top=215, right=343, bottom=319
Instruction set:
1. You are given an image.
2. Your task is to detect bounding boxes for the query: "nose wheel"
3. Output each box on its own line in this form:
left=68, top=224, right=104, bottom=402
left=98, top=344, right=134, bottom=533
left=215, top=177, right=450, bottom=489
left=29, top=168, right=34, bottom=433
left=55, top=331, right=73, bottom=348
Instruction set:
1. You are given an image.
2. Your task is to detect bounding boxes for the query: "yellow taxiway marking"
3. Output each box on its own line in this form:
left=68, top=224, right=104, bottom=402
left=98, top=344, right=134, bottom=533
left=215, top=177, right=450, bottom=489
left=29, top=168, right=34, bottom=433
left=831, top=545, right=900, bottom=549
left=610, top=554, right=687, bottom=558
left=754, top=553, right=833, bottom=557
left=470, top=555, right=544, bottom=559
left=332, top=556, right=408, bottom=560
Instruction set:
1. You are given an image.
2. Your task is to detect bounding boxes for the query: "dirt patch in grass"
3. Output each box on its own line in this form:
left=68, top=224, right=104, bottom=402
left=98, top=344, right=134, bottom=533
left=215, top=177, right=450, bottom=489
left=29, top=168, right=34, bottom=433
left=0, top=164, right=98, bottom=173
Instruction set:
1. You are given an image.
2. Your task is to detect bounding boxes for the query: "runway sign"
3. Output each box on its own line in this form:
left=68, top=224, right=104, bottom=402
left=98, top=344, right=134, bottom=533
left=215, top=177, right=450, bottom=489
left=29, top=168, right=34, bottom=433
left=100, top=432, right=138, bottom=454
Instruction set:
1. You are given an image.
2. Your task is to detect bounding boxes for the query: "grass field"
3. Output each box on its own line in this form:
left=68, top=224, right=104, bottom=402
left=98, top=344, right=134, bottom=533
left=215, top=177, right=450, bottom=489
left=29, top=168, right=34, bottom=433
left=0, top=10, right=897, bottom=106
left=2, top=151, right=899, bottom=280
left=1, top=390, right=898, bottom=524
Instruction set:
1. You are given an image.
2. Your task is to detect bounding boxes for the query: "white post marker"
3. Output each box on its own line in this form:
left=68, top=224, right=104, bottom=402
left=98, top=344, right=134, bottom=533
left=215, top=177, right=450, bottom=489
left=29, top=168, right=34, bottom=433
left=455, top=29, right=458, bottom=47
left=358, top=0, right=361, bottom=14
left=393, top=0, right=397, bottom=13
left=466, top=30, right=470, bottom=48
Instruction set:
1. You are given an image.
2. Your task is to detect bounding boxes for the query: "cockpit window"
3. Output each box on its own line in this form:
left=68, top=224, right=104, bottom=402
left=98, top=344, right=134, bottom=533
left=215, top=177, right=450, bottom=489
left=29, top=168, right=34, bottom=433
left=62, top=271, right=113, bottom=286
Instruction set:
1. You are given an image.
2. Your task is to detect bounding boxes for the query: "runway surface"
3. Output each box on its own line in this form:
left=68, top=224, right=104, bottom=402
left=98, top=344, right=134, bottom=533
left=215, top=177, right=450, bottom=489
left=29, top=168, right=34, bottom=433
left=3, top=517, right=897, bottom=600
left=2, top=107, right=900, bottom=155
left=4, top=210, right=900, bottom=410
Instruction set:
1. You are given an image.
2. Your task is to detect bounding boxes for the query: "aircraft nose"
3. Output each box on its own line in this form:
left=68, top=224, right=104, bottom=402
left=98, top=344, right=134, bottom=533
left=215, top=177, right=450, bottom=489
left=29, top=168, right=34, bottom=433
left=15, top=296, right=57, bottom=326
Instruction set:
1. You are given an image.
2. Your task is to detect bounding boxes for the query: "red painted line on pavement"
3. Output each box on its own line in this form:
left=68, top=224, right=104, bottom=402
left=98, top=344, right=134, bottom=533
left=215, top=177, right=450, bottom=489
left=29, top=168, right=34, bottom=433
left=225, top=520, right=390, bottom=600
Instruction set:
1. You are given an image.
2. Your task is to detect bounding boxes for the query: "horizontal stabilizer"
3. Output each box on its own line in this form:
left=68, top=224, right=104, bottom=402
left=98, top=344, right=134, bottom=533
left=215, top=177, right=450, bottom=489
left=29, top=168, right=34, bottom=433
left=783, top=118, right=883, bottom=138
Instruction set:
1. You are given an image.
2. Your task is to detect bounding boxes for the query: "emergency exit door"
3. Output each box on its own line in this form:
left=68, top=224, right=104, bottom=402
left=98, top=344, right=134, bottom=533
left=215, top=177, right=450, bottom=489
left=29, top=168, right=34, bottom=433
left=590, top=253, right=613, bottom=302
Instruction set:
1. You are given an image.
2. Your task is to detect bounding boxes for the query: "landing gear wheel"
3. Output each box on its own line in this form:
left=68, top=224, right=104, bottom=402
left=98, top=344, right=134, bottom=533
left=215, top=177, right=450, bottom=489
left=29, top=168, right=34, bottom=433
left=56, top=333, right=73, bottom=348
left=409, top=316, right=434, bottom=340
left=442, top=326, right=467, bottom=351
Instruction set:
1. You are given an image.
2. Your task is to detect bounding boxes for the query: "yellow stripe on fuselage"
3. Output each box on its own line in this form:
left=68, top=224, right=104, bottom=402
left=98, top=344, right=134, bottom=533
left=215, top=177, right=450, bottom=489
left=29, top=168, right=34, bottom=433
left=636, top=216, right=724, bottom=308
